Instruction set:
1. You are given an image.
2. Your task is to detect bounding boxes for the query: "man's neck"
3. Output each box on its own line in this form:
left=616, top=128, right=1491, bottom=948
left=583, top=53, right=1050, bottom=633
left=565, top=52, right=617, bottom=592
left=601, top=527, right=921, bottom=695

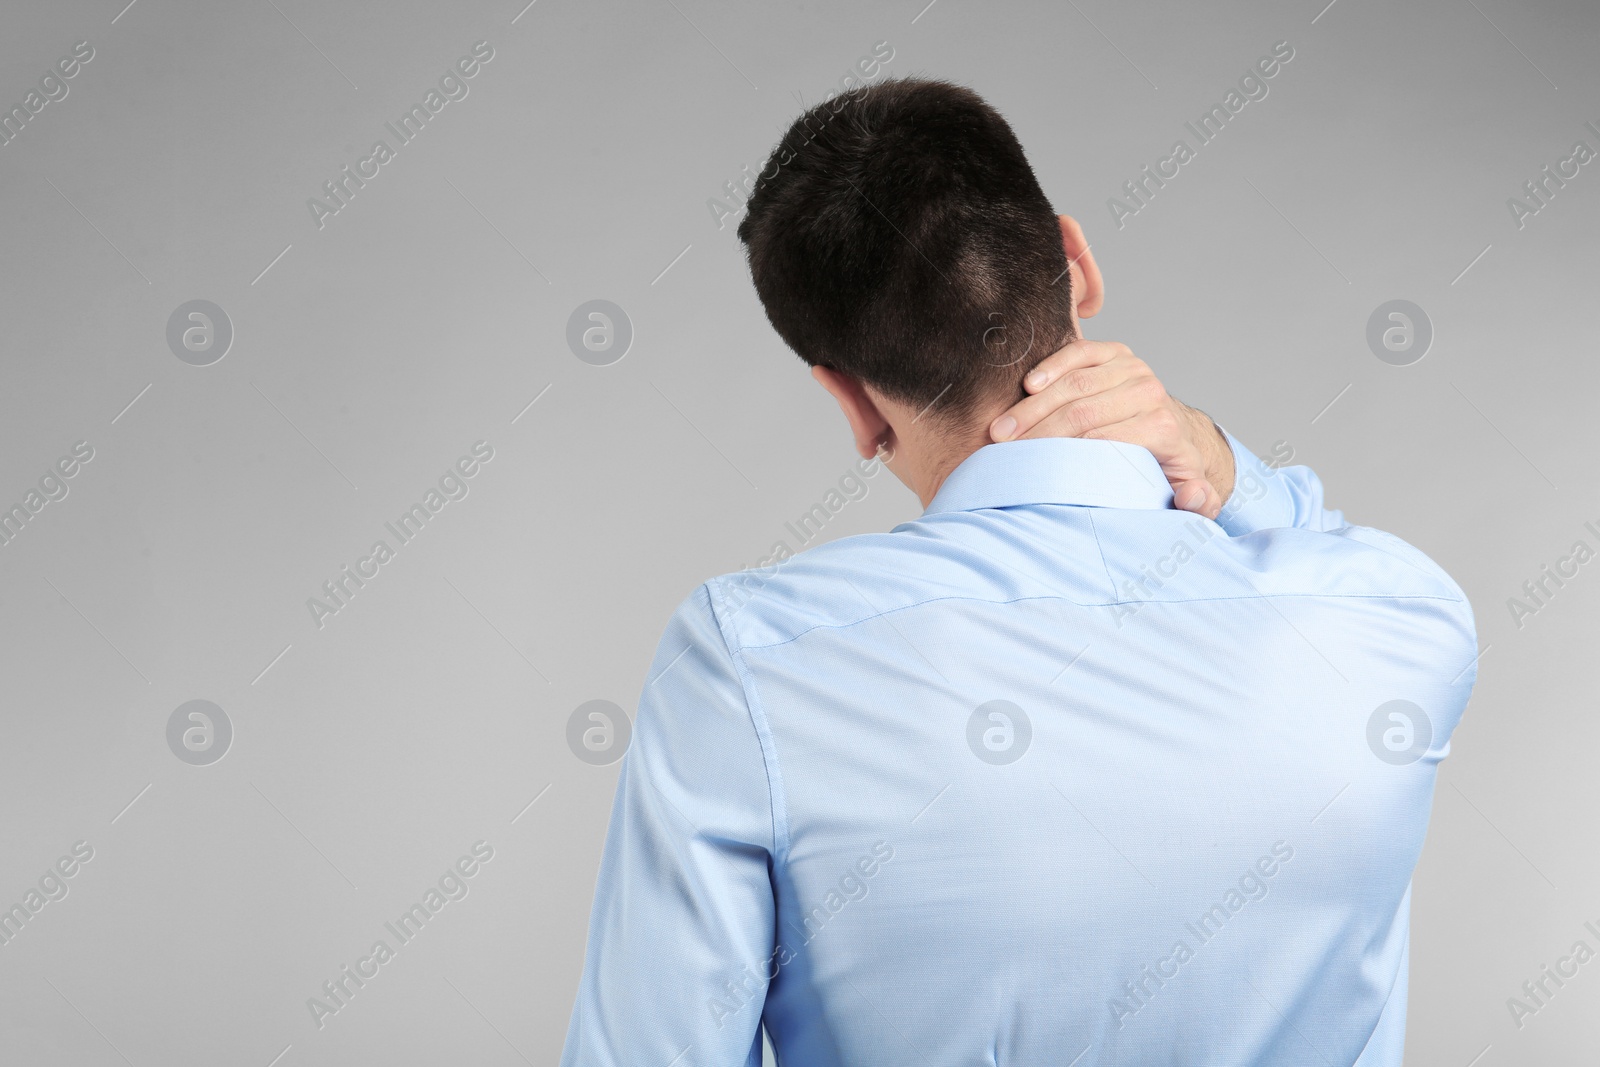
left=885, top=411, right=1004, bottom=509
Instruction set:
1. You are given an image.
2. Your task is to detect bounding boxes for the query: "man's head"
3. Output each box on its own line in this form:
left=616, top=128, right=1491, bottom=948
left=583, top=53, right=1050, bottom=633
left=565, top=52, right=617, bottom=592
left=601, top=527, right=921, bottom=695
left=737, top=77, right=1102, bottom=504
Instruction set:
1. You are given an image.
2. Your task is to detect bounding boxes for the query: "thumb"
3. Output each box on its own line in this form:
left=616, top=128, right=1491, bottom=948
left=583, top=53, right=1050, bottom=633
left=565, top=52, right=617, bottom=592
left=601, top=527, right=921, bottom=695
left=1170, top=478, right=1216, bottom=517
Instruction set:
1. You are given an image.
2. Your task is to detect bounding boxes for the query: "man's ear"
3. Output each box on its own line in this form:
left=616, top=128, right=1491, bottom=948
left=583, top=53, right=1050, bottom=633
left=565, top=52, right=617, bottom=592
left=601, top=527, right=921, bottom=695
left=812, top=366, right=893, bottom=460
left=1058, top=214, right=1104, bottom=319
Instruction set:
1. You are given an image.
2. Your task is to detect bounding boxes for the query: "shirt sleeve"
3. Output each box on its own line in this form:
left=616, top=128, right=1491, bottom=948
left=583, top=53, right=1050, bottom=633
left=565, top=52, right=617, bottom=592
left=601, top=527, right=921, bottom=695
left=1213, top=426, right=1348, bottom=536
left=559, top=582, right=777, bottom=1067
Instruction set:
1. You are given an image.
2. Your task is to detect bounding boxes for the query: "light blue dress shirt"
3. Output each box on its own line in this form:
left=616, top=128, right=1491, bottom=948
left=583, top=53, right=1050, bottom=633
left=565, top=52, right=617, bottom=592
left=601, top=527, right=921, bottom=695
left=560, top=431, right=1478, bottom=1067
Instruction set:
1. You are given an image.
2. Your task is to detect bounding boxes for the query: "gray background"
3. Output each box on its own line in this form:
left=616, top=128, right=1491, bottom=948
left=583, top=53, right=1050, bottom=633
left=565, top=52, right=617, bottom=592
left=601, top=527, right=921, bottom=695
left=0, top=0, right=1594, bottom=1063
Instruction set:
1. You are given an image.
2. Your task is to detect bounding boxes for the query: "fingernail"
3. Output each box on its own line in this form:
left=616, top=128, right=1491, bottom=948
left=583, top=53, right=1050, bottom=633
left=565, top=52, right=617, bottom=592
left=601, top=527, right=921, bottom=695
left=1025, top=370, right=1048, bottom=390
left=1181, top=489, right=1206, bottom=512
left=992, top=415, right=1017, bottom=441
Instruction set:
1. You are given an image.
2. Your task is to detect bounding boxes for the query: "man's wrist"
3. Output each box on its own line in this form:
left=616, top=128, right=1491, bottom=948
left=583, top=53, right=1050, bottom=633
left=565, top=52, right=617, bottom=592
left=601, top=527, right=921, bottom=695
left=1183, top=403, right=1235, bottom=508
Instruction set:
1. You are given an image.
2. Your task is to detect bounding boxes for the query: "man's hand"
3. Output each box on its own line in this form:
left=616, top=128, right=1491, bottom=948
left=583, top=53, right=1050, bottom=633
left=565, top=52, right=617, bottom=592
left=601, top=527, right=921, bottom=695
left=987, top=340, right=1235, bottom=519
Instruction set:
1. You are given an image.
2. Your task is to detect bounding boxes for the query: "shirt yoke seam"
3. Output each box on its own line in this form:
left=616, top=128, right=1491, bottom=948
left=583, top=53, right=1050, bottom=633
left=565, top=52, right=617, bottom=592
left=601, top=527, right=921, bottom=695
left=730, top=589, right=1467, bottom=652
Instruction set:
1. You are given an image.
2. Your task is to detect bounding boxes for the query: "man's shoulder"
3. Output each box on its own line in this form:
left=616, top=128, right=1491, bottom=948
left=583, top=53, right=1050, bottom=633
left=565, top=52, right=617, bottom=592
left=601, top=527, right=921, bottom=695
left=1213, top=520, right=1471, bottom=606
left=700, top=525, right=958, bottom=653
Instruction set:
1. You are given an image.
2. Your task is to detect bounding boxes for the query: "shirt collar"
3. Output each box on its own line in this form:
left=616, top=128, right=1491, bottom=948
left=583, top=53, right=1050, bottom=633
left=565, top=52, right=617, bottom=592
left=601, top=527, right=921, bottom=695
left=923, top=437, right=1176, bottom=516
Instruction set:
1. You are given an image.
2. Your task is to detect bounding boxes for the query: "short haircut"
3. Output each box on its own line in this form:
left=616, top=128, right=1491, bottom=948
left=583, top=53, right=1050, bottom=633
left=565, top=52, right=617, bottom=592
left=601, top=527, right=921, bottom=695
left=737, top=77, right=1073, bottom=423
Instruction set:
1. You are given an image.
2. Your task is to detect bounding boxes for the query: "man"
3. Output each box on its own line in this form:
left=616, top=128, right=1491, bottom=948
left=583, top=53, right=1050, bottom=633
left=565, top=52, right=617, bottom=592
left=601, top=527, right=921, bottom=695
left=559, top=78, right=1476, bottom=1066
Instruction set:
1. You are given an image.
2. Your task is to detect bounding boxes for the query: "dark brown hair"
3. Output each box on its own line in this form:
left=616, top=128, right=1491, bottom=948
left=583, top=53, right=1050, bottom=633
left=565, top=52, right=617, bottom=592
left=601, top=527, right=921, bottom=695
left=737, top=77, right=1073, bottom=422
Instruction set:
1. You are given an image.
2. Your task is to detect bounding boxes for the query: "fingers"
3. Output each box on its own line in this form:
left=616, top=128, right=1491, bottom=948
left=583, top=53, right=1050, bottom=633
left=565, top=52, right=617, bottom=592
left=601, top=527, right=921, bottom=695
left=1007, top=375, right=1167, bottom=443
left=1169, top=478, right=1220, bottom=518
left=993, top=364, right=1118, bottom=441
left=1022, top=339, right=1132, bottom=393
left=991, top=341, right=1148, bottom=442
